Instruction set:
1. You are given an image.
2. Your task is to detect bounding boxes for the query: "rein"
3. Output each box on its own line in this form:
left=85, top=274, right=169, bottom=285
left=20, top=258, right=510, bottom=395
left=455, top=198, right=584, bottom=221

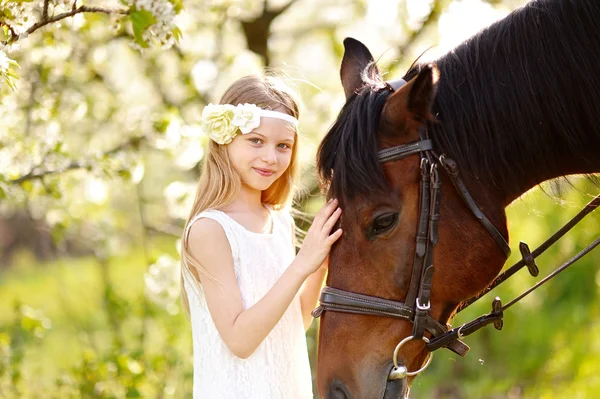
left=312, top=78, right=600, bottom=380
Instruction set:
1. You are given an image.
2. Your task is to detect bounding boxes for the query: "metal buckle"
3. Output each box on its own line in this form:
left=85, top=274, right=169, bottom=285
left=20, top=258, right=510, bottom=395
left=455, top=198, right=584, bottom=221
left=430, top=162, right=438, bottom=176
left=420, top=158, right=429, bottom=176
left=416, top=298, right=430, bottom=311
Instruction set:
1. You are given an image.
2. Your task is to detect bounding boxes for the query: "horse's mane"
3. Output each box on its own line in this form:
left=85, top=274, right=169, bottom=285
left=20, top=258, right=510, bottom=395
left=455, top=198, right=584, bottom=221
left=318, top=0, right=600, bottom=201
left=317, top=65, right=391, bottom=201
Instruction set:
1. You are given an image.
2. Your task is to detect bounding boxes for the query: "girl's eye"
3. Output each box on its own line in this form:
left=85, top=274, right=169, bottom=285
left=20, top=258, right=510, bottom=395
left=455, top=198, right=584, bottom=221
left=278, top=143, right=291, bottom=149
left=249, top=138, right=262, bottom=144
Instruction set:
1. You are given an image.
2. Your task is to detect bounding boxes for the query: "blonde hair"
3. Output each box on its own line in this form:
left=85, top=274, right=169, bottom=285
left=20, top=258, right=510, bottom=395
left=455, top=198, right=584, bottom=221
left=180, top=74, right=301, bottom=315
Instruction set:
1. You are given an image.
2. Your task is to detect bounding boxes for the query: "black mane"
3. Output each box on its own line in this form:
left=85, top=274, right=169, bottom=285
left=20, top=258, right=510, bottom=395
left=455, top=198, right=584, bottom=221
left=317, top=65, right=392, bottom=201
left=318, top=0, right=600, bottom=201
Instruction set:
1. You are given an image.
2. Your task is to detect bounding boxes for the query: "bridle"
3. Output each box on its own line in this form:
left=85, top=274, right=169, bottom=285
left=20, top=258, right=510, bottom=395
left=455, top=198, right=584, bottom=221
left=312, top=79, right=600, bottom=381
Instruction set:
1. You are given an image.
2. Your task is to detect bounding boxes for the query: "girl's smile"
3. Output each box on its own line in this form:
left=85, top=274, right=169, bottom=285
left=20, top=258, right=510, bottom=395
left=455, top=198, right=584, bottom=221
left=253, top=167, right=276, bottom=177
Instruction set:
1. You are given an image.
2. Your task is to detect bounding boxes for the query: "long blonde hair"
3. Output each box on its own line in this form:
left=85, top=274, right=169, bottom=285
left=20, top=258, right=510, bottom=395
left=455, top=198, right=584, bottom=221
left=180, top=74, right=301, bottom=315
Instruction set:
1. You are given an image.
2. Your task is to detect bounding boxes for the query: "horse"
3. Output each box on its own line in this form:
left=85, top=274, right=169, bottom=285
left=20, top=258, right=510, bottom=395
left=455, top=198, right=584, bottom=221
left=313, top=0, right=600, bottom=398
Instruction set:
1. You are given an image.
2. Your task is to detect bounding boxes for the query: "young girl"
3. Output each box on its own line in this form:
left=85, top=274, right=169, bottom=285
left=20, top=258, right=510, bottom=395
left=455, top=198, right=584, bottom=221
left=180, top=74, right=342, bottom=398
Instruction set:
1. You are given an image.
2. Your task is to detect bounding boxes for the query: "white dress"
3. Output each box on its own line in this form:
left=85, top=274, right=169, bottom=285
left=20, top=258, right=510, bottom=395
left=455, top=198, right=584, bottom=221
left=182, top=206, right=313, bottom=399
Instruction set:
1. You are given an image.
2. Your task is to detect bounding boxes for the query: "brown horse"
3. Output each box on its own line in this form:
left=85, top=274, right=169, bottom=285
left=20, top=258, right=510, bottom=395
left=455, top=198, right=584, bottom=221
left=315, top=0, right=600, bottom=398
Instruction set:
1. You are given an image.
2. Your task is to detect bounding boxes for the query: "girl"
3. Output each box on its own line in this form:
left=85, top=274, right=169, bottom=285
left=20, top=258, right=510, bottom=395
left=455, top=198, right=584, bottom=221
left=180, top=74, right=342, bottom=398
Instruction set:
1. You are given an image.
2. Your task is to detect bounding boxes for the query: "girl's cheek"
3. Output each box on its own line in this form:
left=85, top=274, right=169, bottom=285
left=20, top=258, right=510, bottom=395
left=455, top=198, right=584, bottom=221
left=280, top=152, right=292, bottom=166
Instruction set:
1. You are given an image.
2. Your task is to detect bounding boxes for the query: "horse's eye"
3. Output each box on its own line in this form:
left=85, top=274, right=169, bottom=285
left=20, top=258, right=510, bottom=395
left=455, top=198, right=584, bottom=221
left=371, top=213, right=399, bottom=235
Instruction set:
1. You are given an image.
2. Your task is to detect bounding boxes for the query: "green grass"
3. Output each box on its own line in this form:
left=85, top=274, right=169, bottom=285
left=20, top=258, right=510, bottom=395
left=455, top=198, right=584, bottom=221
left=0, top=236, right=192, bottom=397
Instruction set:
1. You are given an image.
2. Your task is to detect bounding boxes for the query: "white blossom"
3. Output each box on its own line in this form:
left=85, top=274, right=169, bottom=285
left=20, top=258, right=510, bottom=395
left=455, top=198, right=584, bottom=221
left=0, top=50, right=10, bottom=73
left=144, top=255, right=181, bottom=314
left=130, top=0, right=178, bottom=49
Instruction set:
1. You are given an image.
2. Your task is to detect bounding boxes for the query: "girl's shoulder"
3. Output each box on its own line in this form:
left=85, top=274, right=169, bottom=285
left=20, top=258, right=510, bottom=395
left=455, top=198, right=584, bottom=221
left=185, top=209, right=242, bottom=245
left=186, top=209, right=229, bottom=233
left=185, top=211, right=230, bottom=244
left=185, top=209, right=240, bottom=258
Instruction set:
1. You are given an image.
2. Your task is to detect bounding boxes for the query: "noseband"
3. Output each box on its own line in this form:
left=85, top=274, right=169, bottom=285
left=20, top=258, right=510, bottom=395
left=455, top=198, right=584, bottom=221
left=313, top=78, right=600, bottom=380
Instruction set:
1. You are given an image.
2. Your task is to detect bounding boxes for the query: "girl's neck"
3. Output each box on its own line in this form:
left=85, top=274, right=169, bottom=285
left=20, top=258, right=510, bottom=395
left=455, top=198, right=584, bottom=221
left=223, top=184, right=264, bottom=214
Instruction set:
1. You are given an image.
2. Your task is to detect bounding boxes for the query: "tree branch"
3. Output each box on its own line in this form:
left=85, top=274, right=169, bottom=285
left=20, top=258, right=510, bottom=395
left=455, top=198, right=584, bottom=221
left=9, top=161, right=85, bottom=184
left=240, top=0, right=296, bottom=66
left=145, top=223, right=182, bottom=237
left=42, top=0, right=50, bottom=21
left=6, top=5, right=129, bottom=44
left=8, top=135, right=147, bottom=184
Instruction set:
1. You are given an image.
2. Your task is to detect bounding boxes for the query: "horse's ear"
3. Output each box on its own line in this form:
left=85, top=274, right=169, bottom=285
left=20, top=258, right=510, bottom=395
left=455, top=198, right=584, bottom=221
left=340, top=38, right=379, bottom=100
left=383, top=64, right=440, bottom=134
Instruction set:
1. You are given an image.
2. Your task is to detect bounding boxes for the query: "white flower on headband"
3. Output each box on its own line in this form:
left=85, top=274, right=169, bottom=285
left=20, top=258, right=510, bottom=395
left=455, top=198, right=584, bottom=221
left=201, top=102, right=298, bottom=145
left=232, top=103, right=261, bottom=134
left=201, top=104, right=238, bottom=145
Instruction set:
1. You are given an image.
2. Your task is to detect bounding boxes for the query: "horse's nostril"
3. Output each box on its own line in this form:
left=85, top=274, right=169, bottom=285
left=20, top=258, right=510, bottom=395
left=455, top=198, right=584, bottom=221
left=329, top=380, right=352, bottom=399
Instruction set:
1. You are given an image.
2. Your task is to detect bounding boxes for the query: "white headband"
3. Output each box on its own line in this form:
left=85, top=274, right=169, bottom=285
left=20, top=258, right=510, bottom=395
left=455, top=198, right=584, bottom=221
left=201, top=103, right=298, bottom=145
left=259, top=108, right=299, bottom=125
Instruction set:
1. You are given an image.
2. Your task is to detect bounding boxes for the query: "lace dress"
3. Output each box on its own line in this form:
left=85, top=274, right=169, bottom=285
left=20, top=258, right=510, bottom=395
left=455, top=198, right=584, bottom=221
left=182, top=206, right=313, bottom=399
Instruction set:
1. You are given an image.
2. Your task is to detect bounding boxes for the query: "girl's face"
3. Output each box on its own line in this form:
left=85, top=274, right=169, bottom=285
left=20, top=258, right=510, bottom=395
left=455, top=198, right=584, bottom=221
left=226, top=113, right=296, bottom=192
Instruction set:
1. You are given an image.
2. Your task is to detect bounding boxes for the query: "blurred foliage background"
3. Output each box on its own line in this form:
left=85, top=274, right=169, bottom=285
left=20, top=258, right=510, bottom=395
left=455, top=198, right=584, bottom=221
left=1, top=0, right=599, bottom=398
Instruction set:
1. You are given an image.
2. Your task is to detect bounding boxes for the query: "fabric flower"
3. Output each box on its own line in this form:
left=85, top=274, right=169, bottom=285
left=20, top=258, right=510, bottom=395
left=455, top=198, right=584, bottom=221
left=231, top=103, right=261, bottom=134
left=201, top=104, right=238, bottom=144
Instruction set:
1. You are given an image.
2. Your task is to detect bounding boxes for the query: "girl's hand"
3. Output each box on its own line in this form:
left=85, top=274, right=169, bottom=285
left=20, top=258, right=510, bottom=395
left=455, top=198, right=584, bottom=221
left=295, top=198, right=342, bottom=276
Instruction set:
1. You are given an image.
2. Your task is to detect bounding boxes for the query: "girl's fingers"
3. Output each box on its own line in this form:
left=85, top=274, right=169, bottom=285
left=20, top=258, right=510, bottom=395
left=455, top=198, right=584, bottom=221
left=314, top=198, right=339, bottom=228
left=322, top=198, right=339, bottom=217
left=326, top=228, right=343, bottom=245
left=323, top=207, right=342, bottom=232
left=321, top=200, right=340, bottom=221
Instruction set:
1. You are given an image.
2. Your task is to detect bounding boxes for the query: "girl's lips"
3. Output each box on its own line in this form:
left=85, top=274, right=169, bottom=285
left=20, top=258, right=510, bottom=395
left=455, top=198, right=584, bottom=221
left=253, top=168, right=275, bottom=177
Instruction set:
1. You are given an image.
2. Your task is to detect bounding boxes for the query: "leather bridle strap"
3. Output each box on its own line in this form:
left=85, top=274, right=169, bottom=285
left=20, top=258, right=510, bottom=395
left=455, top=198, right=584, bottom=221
left=378, top=140, right=433, bottom=163
left=438, top=157, right=511, bottom=257
left=428, top=234, right=600, bottom=351
left=312, top=286, right=470, bottom=356
left=457, top=193, right=600, bottom=312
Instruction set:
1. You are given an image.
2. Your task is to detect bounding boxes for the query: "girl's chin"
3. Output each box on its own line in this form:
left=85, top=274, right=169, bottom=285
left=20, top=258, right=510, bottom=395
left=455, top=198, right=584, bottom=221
left=241, top=179, right=275, bottom=192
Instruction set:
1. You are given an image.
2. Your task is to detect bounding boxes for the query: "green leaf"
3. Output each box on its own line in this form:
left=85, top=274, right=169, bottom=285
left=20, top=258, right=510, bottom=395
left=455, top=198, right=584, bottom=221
left=126, top=387, right=141, bottom=398
left=171, top=26, right=182, bottom=43
left=118, top=169, right=132, bottom=180
left=2, top=8, right=14, bottom=20
left=6, top=77, right=18, bottom=91
left=169, top=0, right=184, bottom=13
left=20, top=179, right=33, bottom=193
left=129, top=9, right=156, bottom=48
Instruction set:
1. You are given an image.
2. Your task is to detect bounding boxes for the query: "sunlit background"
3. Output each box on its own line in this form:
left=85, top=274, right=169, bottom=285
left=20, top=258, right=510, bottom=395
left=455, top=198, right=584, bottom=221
left=1, top=0, right=599, bottom=398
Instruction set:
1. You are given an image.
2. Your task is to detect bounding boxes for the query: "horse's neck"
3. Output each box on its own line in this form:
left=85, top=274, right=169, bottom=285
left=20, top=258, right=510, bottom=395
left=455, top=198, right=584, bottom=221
left=502, top=137, right=600, bottom=205
left=462, top=116, right=600, bottom=207
left=432, top=0, right=600, bottom=207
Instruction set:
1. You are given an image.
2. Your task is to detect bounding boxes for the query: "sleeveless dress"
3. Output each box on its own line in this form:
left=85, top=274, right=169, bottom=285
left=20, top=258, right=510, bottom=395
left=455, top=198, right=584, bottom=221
left=181, top=206, right=313, bottom=399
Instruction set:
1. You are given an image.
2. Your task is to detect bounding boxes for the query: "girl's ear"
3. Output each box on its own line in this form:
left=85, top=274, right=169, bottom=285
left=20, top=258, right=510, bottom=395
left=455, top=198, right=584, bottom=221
left=382, top=64, right=440, bottom=137
left=340, top=37, right=379, bottom=100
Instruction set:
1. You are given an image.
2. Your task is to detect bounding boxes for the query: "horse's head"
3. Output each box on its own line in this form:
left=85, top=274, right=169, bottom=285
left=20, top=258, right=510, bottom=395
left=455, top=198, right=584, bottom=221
left=315, top=38, right=510, bottom=399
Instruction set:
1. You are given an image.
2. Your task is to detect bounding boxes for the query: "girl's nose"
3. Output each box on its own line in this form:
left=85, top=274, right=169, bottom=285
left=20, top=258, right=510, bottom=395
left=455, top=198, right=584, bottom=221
left=261, top=147, right=277, bottom=164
